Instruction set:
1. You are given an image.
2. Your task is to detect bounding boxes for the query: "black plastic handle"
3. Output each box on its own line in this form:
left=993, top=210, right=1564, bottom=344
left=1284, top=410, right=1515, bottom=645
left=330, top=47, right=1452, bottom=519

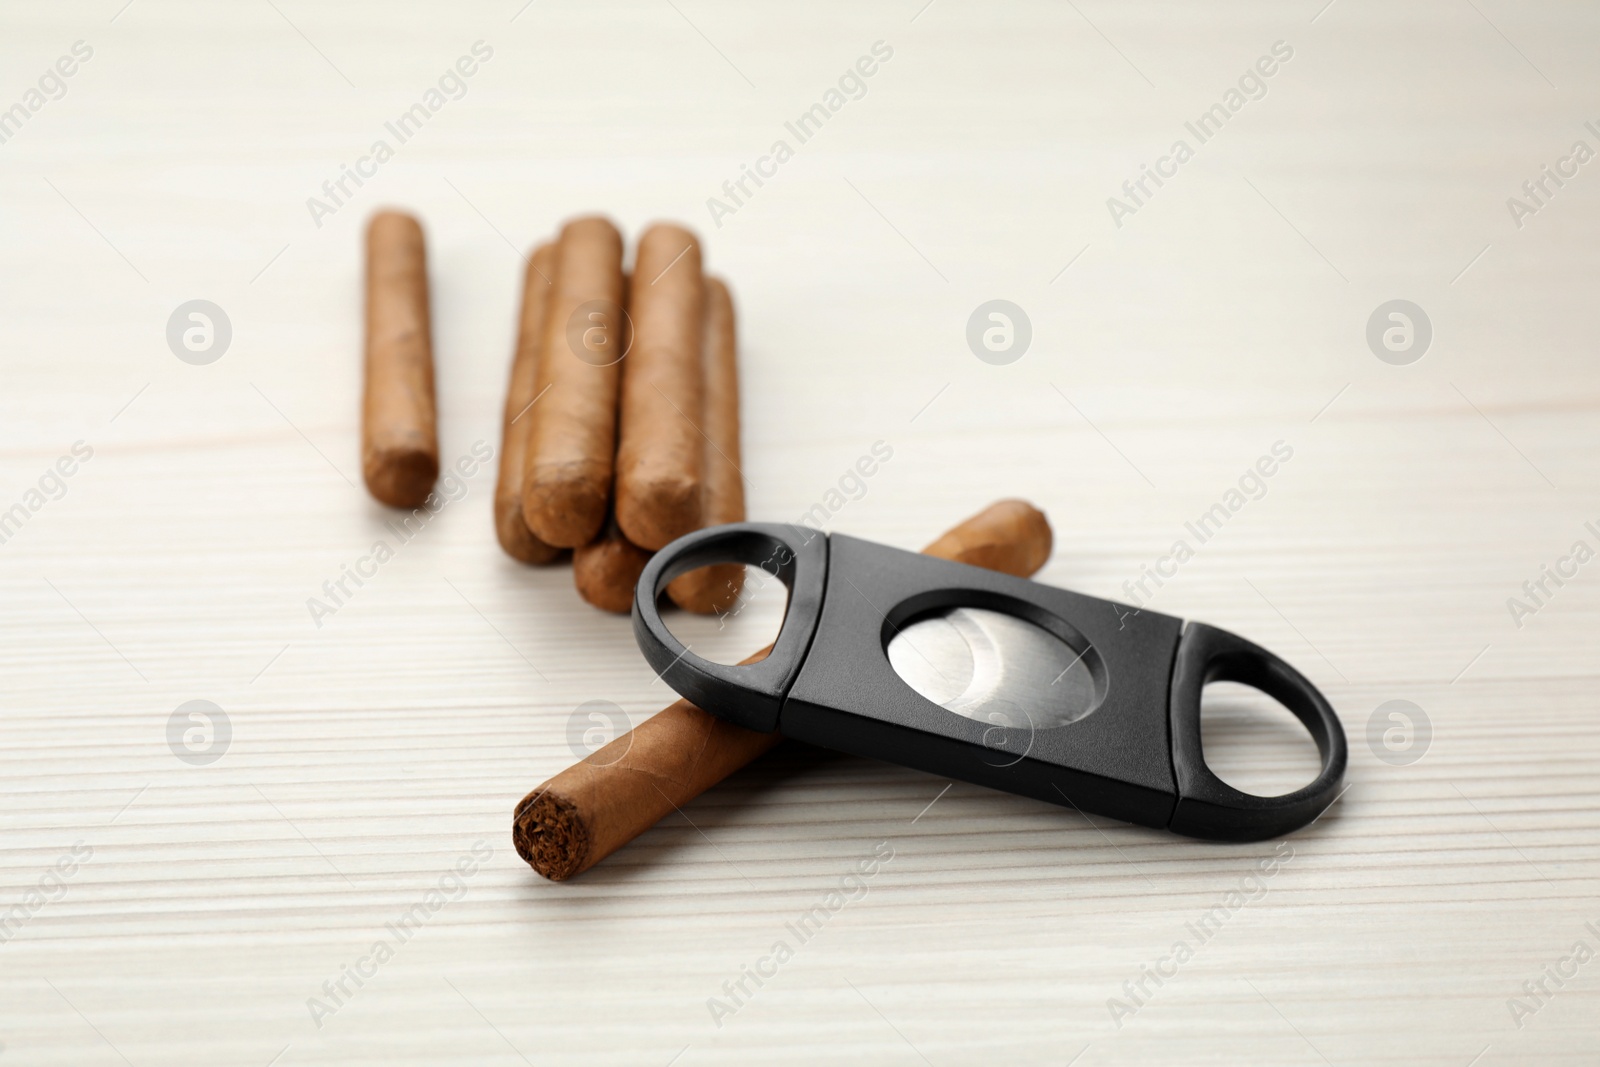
left=631, top=523, right=828, bottom=733
left=1167, top=621, right=1347, bottom=841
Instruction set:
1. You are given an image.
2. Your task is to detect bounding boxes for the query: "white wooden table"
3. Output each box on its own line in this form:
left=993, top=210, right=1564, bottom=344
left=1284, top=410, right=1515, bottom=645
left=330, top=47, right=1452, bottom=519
left=3, top=1, right=1597, bottom=1063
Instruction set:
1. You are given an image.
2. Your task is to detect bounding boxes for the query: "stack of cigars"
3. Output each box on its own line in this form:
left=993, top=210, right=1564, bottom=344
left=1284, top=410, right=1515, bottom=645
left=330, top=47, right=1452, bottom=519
left=360, top=208, right=1056, bottom=880
left=360, top=208, right=743, bottom=614
left=495, top=215, right=745, bottom=614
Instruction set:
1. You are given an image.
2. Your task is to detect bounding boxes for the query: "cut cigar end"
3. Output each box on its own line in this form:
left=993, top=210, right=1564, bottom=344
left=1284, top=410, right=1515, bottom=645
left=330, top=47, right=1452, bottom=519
left=513, top=788, right=590, bottom=882
left=573, top=533, right=652, bottom=614
left=616, top=472, right=703, bottom=551
left=921, top=498, right=1053, bottom=578
left=362, top=447, right=439, bottom=509
left=522, top=464, right=611, bottom=548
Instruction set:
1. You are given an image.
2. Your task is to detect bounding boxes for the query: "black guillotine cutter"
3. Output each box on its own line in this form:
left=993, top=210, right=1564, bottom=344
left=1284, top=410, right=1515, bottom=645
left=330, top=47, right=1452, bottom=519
left=633, top=523, right=1347, bottom=841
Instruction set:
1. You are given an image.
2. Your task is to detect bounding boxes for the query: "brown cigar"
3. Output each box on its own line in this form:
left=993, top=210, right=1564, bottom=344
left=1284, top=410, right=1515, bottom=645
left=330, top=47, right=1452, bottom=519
left=361, top=211, right=439, bottom=508
left=667, top=276, right=744, bottom=613
left=573, top=511, right=653, bottom=614
left=614, top=224, right=705, bottom=550
left=493, top=244, right=563, bottom=564
left=521, top=216, right=626, bottom=547
left=513, top=499, right=1053, bottom=880
left=919, top=497, right=1054, bottom=579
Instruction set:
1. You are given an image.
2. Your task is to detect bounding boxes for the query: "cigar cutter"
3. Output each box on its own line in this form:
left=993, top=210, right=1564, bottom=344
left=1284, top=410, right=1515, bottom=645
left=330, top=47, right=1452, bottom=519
left=633, top=523, right=1347, bottom=841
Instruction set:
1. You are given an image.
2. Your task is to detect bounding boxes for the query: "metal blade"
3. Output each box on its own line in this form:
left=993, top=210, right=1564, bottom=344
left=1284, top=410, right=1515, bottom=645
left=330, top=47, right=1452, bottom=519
left=887, top=607, right=1095, bottom=730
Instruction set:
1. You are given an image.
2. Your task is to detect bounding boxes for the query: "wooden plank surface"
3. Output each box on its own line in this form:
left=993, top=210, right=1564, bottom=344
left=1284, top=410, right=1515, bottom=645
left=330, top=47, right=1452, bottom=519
left=2, top=1, right=1597, bottom=1063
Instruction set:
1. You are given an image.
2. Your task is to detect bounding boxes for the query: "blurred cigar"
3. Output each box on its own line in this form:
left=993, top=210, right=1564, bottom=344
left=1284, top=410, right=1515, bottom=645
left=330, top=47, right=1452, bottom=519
left=920, top=498, right=1053, bottom=578
left=494, top=243, right=563, bottom=564
left=513, top=499, right=1053, bottom=881
left=572, top=271, right=652, bottom=613
left=615, top=224, right=705, bottom=550
left=667, top=276, right=744, bottom=614
left=361, top=211, right=439, bottom=507
left=573, top=510, right=652, bottom=614
left=522, top=216, right=626, bottom=547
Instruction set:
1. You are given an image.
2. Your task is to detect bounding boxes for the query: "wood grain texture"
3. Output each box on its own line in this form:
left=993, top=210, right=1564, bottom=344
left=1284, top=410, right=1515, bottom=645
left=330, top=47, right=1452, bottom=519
left=1, top=2, right=1598, bottom=1064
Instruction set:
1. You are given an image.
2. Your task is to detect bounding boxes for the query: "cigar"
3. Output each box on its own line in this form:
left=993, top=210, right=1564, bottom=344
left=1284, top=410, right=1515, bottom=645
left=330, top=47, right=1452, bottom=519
left=493, top=243, right=563, bottom=564
left=361, top=211, right=439, bottom=508
left=919, top=497, right=1053, bottom=579
left=521, top=216, right=627, bottom=548
left=667, top=276, right=744, bottom=613
left=573, top=510, right=653, bottom=614
left=615, top=224, right=706, bottom=550
left=513, top=499, right=1054, bottom=881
